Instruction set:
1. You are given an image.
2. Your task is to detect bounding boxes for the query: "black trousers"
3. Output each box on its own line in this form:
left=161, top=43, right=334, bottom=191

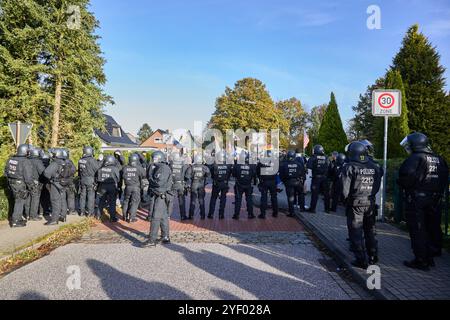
left=189, top=184, right=206, bottom=218
left=8, top=180, right=28, bottom=222
left=347, top=204, right=378, bottom=263
left=330, top=179, right=342, bottom=211
left=209, top=183, right=228, bottom=217
left=79, top=180, right=96, bottom=215
left=98, top=183, right=117, bottom=219
left=40, top=182, right=51, bottom=215
left=260, top=181, right=278, bottom=216
left=122, top=185, right=141, bottom=220
left=50, top=183, right=66, bottom=222
left=405, top=193, right=443, bottom=261
left=286, top=183, right=304, bottom=215
left=26, top=182, right=42, bottom=219
left=149, top=194, right=172, bottom=241
left=65, top=182, right=76, bottom=213
left=234, top=185, right=253, bottom=217
left=171, top=183, right=186, bottom=218
left=309, top=176, right=330, bottom=211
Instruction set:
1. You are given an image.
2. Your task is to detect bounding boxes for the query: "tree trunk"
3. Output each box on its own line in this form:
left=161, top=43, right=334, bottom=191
left=51, top=77, right=62, bottom=147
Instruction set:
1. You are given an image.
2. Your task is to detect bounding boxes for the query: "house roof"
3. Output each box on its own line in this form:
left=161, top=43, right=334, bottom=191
left=95, top=114, right=138, bottom=147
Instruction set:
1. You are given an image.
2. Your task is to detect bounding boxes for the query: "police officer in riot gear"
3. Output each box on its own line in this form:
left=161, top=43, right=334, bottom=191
left=330, top=153, right=346, bottom=212
left=78, top=146, right=100, bottom=216
left=96, top=155, right=120, bottom=222
left=186, top=154, right=211, bottom=220
left=280, top=150, right=306, bottom=217
left=61, top=149, right=77, bottom=216
left=44, top=149, right=72, bottom=225
left=398, top=133, right=449, bottom=271
left=39, top=151, right=51, bottom=216
left=169, top=152, right=189, bottom=220
left=257, top=150, right=280, bottom=219
left=114, top=150, right=125, bottom=203
left=122, top=154, right=146, bottom=223
left=4, top=144, right=34, bottom=227
left=147, top=151, right=173, bottom=247
left=26, top=147, right=45, bottom=221
left=341, top=142, right=383, bottom=269
left=307, top=145, right=330, bottom=213
left=232, top=151, right=257, bottom=220
left=208, top=150, right=232, bottom=220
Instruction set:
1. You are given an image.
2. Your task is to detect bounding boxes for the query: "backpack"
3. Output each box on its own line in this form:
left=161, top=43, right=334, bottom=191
left=59, top=162, right=74, bottom=186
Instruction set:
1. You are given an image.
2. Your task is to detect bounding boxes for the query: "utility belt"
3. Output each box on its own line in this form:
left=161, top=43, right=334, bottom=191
left=348, top=196, right=375, bottom=207
left=124, top=182, right=140, bottom=188
left=8, top=178, right=23, bottom=184
left=413, top=191, right=442, bottom=198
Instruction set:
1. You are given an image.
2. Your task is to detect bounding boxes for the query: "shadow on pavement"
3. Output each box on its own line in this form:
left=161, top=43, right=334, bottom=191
left=167, top=243, right=340, bottom=300
left=87, top=259, right=192, bottom=300
left=18, top=291, right=49, bottom=300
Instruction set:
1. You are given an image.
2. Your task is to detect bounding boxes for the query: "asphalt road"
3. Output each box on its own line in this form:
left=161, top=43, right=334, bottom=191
left=0, top=242, right=354, bottom=300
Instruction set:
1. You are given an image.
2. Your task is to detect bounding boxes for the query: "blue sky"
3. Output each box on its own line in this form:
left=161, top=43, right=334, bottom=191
left=90, top=0, right=450, bottom=135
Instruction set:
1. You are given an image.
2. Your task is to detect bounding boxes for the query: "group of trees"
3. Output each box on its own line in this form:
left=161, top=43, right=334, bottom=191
left=208, top=78, right=349, bottom=153
left=349, top=25, right=449, bottom=161
left=0, top=0, right=111, bottom=161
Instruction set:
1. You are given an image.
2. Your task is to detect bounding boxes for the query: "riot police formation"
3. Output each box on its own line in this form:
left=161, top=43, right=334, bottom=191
left=147, top=151, right=173, bottom=247
left=397, top=133, right=449, bottom=271
left=307, top=145, right=330, bottom=213
left=208, top=150, right=232, bottom=220
left=232, top=151, right=257, bottom=220
left=186, top=154, right=211, bottom=220
left=96, top=155, right=121, bottom=222
left=280, top=150, right=306, bottom=217
left=122, top=154, right=146, bottom=223
left=256, top=150, right=280, bottom=219
left=341, top=142, right=383, bottom=269
left=169, top=152, right=189, bottom=220
left=4, top=140, right=448, bottom=275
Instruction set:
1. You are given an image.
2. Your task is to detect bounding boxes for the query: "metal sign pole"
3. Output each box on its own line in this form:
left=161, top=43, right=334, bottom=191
left=16, top=121, right=21, bottom=149
left=379, top=116, right=389, bottom=222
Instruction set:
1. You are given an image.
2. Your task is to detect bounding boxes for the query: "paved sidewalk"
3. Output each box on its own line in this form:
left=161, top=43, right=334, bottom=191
left=253, top=191, right=450, bottom=300
left=0, top=215, right=83, bottom=259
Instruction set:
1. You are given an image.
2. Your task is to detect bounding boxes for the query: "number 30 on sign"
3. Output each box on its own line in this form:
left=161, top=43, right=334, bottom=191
left=372, top=90, right=402, bottom=117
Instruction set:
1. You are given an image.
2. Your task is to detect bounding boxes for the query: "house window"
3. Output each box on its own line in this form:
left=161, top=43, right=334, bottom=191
left=112, top=127, right=122, bottom=137
left=154, top=137, right=163, bottom=144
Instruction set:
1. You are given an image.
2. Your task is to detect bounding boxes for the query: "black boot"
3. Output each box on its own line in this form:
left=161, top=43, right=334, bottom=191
left=232, top=215, right=239, bottom=220
left=403, top=259, right=430, bottom=271
left=258, top=214, right=266, bottom=219
left=161, top=237, right=171, bottom=244
left=45, top=221, right=58, bottom=226
left=10, top=220, right=27, bottom=228
left=207, top=214, right=214, bottom=219
left=219, top=215, right=224, bottom=220
left=181, top=215, right=188, bottom=221
left=248, top=214, right=256, bottom=219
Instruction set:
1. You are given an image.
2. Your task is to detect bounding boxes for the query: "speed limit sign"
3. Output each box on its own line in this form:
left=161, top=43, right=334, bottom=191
left=371, top=89, right=402, bottom=223
left=372, top=90, right=401, bottom=117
